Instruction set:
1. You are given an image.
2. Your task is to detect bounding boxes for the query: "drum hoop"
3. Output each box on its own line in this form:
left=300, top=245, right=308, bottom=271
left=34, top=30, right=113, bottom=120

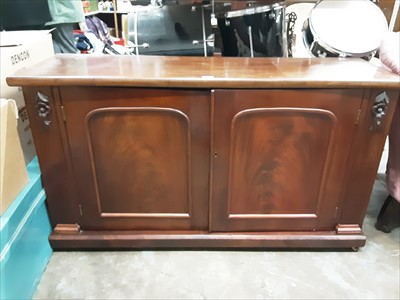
left=224, top=2, right=285, bottom=19
left=309, top=36, right=375, bottom=57
left=308, top=0, right=388, bottom=55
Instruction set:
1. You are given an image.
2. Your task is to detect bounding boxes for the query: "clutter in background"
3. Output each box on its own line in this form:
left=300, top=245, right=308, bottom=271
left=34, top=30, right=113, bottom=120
left=79, top=16, right=134, bottom=55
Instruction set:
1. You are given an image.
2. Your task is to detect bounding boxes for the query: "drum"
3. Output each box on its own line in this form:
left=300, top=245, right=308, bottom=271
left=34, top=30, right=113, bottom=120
left=285, top=2, right=316, bottom=58
left=217, top=2, right=287, bottom=57
left=127, top=5, right=214, bottom=56
left=303, top=0, right=388, bottom=59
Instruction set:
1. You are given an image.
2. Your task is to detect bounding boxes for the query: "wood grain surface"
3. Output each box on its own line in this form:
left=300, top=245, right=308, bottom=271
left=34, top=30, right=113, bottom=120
left=7, top=55, right=400, bottom=89
left=12, top=54, right=399, bottom=249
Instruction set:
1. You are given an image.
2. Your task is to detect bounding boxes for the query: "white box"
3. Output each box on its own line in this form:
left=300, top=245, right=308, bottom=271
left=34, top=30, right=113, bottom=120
left=17, top=106, right=36, bottom=165
left=0, top=99, right=29, bottom=215
left=0, top=30, right=54, bottom=109
left=0, top=30, right=55, bottom=164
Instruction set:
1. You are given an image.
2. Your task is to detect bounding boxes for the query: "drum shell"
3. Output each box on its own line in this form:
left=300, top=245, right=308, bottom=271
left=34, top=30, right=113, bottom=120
left=303, top=17, right=375, bottom=60
left=285, top=2, right=315, bottom=58
left=304, top=0, right=388, bottom=59
left=217, top=5, right=287, bottom=57
left=127, top=5, right=214, bottom=56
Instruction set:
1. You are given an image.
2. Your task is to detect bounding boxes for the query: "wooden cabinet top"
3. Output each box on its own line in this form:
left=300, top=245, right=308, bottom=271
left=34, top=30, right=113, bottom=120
left=7, top=54, right=400, bottom=89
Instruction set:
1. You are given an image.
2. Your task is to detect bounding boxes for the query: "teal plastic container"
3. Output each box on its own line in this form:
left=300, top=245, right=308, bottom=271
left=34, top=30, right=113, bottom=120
left=0, top=157, right=53, bottom=300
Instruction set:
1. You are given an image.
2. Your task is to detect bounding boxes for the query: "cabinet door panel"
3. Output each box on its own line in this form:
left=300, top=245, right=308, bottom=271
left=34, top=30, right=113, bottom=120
left=61, top=87, right=210, bottom=231
left=211, top=89, right=363, bottom=232
left=86, top=108, right=191, bottom=215
left=228, top=108, right=335, bottom=215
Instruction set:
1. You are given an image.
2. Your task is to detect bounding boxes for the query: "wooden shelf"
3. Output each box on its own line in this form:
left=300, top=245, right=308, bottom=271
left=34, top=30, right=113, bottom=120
left=97, top=10, right=131, bottom=14
left=84, top=10, right=100, bottom=16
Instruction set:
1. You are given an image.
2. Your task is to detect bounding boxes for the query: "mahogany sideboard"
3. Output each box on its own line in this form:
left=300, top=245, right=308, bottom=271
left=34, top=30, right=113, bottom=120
left=7, top=55, right=400, bottom=250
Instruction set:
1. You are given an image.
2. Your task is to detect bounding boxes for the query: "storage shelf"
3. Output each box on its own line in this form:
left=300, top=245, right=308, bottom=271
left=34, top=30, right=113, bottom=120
left=97, top=10, right=131, bottom=14
left=84, top=10, right=100, bottom=16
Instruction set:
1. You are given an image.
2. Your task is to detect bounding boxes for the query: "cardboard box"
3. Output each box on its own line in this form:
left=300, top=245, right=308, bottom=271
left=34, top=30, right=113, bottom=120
left=0, top=30, right=54, bottom=164
left=0, top=30, right=54, bottom=109
left=0, top=99, right=29, bottom=215
left=17, top=106, right=36, bottom=165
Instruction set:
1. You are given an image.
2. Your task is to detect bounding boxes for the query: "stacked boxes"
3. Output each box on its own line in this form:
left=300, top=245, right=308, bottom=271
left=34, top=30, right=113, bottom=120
left=0, top=99, right=29, bottom=215
left=0, top=30, right=54, bottom=299
left=0, top=158, right=53, bottom=299
left=0, top=30, right=54, bottom=165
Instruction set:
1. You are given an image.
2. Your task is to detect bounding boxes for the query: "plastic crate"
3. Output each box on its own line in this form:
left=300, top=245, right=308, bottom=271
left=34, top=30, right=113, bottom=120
left=0, top=157, right=53, bottom=300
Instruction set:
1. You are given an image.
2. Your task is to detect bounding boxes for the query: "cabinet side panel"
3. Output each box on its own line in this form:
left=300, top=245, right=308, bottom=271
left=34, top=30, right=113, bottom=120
left=341, top=90, right=400, bottom=225
left=21, top=87, right=80, bottom=226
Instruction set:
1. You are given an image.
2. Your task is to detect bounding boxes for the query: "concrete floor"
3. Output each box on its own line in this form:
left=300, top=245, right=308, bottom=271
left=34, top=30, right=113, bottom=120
left=33, top=175, right=400, bottom=300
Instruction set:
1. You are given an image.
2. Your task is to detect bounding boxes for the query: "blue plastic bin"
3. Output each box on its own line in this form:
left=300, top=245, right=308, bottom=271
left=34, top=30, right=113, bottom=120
left=0, top=157, right=53, bottom=300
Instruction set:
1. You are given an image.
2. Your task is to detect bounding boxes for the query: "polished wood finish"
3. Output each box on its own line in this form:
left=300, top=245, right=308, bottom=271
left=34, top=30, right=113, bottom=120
left=49, top=230, right=366, bottom=250
left=53, top=224, right=81, bottom=235
left=210, top=89, right=363, bottom=232
left=60, top=87, right=210, bottom=231
left=8, top=55, right=399, bottom=249
left=335, top=224, right=362, bottom=235
left=7, top=55, right=400, bottom=89
left=340, top=89, right=399, bottom=224
left=21, top=87, right=82, bottom=227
